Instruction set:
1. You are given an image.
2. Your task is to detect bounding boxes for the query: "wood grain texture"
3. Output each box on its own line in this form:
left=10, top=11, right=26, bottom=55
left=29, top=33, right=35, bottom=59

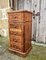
left=8, top=10, right=32, bottom=57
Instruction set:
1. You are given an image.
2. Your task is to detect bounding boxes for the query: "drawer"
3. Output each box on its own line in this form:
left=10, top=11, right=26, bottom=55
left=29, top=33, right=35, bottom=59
left=9, top=28, right=22, bottom=33
left=9, top=13, right=22, bottom=21
left=13, top=42, right=22, bottom=49
left=10, top=40, right=23, bottom=51
left=12, top=43, right=23, bottom=51
left=10, top=35, right=23, bottom=51
left=10, top=30, right=23, bottom=36
left=10, top=35, right=23, bottom=43
left=9, top=22, right=22, bottom=29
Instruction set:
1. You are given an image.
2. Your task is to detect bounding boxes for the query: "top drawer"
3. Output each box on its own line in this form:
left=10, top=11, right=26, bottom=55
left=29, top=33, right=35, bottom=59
left=8, top=11, right=32, bottom=22
left=8, top=13, right=22, bottom=21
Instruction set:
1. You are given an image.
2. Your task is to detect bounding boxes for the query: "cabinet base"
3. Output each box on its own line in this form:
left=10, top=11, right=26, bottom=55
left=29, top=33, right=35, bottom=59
left=9, top=47, right=32, bottom=57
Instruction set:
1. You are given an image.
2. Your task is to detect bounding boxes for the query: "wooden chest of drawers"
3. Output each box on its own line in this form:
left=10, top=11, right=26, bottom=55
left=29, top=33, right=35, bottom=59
left=8, top=10, right=32, bottom=57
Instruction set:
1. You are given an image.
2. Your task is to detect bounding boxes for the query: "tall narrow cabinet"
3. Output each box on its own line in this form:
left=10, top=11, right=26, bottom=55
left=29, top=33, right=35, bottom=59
left=8, top=10, right=32, bottom=57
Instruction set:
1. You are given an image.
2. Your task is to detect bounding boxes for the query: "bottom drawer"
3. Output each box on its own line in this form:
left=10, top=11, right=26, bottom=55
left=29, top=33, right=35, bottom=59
left=13, top=42, right=23, bottom=51
left=10, top=35, right=23, bottom=51
left=10, top=42, right=23, bottom=52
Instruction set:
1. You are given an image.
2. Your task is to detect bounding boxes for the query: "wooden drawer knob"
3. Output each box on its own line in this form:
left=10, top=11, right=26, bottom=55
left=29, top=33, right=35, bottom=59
left=14, top=16, right=16, bottom=18
left=14, top=26, right=17, bottom=28
left=13, top=38, right=17, bottom=42
left=14, top=39, right=17, bottom=42
left=13, top=45, right=17, bottom=48
left=14, top=33, right=17, bottom=35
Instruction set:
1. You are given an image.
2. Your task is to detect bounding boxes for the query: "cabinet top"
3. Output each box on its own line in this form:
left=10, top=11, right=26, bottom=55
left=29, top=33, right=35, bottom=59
left=8, top=10, right=32, bottom=14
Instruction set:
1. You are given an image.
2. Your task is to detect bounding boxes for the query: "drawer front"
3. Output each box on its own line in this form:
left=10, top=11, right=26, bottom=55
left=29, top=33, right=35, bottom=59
left=9, top=30, right=23, bottom=36
left=10, top=35, right=23, bottom=43
left=9, top=22, right=22, bottom=29
left=13, top=42, right=23, bottom=50
left=9, top=28, right=22, bottom=34
left=9, top=13, right=22, bottom=21
left=10, top=41, right=23, bottom=51
left=10, top=35, right=23, bottom=51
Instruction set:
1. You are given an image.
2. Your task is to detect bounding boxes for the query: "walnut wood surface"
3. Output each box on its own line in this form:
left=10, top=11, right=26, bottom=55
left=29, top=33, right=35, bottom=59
left=8, top=10, right=32, bottom=56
